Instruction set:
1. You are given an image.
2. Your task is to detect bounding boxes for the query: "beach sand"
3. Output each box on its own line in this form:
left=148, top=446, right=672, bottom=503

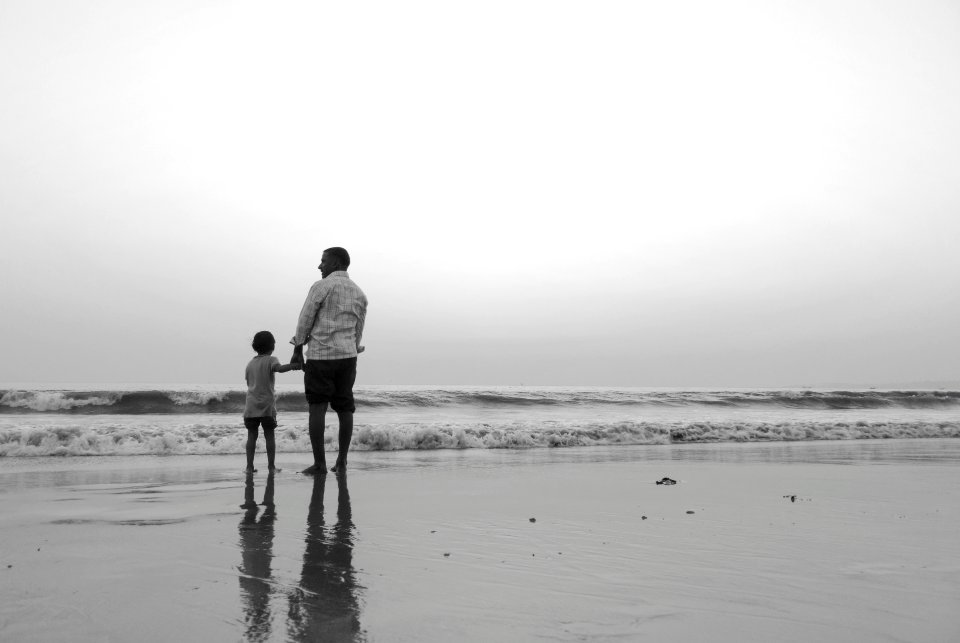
left=2, top=440, right=959, bottom=642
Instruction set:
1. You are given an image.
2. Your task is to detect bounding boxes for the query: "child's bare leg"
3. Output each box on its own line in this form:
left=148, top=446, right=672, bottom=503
left=331, top=410, right=353, bottom=472
left=264, top=428, right=279, bottom=471
left=245, top=425, right=258, bottom=472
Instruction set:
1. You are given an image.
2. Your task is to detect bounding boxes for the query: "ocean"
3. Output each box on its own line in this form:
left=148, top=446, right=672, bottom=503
left=2, top=385, right=958, bottom=457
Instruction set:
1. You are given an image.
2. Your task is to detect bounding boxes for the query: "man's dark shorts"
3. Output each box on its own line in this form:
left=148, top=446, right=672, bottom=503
left=304, top=357, right=357, bottom=412
left=244, top=416, right=278, bottom=432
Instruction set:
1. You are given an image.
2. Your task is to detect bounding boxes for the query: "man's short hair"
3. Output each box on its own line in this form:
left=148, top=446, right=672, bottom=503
left=252, top=330, right=276, bottom=354
left=324, top=247, right=351, bottom=269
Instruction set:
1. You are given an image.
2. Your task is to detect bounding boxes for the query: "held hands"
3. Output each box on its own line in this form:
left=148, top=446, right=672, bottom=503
left=358, top=345, right=365, bottom=354
left=290, top=345, right=304, bottom=367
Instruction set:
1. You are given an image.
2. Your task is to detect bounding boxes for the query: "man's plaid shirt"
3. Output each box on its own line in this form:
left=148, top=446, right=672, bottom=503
left=291, top=271, right=368, bottom=361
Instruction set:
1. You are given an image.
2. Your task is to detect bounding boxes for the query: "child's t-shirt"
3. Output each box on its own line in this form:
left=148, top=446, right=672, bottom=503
left=244, top=355, right=282, bottom=418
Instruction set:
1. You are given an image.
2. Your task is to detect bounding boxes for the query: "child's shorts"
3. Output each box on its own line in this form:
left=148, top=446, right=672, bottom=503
left=243, top=416, right=278, bottom=432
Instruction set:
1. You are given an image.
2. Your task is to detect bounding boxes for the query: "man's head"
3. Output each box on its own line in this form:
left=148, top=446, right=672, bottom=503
left=319, top=247, right=351, bottom=278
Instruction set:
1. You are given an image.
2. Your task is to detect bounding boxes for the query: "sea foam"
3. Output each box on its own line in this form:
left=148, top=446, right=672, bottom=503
left=2, top=418, right=957, bottom=457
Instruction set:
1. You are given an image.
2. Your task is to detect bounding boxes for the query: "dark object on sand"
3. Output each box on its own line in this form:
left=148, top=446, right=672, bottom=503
left=656, top=477, right=677, bottom=485
left=686, top=510, right=695, bottom=514
left=529, top=517, right=536, bottom=522
left=783, top=495, right=797, bottom=502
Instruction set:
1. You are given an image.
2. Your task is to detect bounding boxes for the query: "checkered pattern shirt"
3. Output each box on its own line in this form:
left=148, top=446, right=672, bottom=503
left=291, top=271, right=368, bottom=360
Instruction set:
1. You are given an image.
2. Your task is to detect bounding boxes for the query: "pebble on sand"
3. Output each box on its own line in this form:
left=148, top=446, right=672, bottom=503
left=686, top=510, right=695, bottom=514
left=529, top=517, right=536, bottom=523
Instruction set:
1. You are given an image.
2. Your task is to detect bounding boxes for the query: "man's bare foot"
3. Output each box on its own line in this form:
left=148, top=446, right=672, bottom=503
left=245, top=466, right=257, bottom=473
left=301, top=464, right=327, bottom=475
left=268, top=466, right=282, bottom=473
left=331, top=460, right=347, bottom=473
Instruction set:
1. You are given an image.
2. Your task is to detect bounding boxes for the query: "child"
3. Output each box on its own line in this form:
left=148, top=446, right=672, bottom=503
left=244, top=330, right=301, bottom=472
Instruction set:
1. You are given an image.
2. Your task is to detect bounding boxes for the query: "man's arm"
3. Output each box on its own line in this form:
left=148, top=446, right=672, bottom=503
left=354, top=299, right=367, bottom=354
left=290, top=282, right=326, bottom=363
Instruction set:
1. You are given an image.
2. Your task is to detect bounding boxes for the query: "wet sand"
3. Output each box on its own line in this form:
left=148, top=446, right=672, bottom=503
left=2, top=440, right=959, bottom=642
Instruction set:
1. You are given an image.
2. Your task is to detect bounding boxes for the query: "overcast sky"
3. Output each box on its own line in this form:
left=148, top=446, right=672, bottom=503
left=2, top=0, right=959, bottom=387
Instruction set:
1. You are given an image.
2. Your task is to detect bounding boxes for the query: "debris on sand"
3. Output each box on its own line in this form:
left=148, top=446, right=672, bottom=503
left=656, top=477, right=677, bottom=485
left=686, top=510, right=695, bottom=515
left=529, top=517, right=536, bottom=523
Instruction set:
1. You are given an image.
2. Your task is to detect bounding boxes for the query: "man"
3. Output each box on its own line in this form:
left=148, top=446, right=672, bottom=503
left=291, top=247, right=368, bottom=475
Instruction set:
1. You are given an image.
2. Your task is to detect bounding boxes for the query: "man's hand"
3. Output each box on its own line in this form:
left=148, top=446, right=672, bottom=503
left=291, top=345, right=304, bottom=366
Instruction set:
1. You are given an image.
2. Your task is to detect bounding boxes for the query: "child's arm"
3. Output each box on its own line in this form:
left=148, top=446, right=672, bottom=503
left=273, top=362, right=302, bottom=373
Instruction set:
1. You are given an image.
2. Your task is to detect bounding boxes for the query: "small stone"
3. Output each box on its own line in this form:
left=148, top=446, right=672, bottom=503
left=641, top=516, right=648, bottom=520
left=686, top=510, right=695, bottom=514
left=529, top=517, right=536, bottom=523
left=443, top=553, right=450, bottom=557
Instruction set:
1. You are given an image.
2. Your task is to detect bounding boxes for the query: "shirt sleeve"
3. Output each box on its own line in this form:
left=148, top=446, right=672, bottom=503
left=269, top=356, right=282, bottom=372
left=293, top=281, right=327, bottom=346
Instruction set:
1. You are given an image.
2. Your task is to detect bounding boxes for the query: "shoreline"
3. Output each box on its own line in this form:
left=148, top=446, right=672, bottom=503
left=3, top=435, right=959, bottom=469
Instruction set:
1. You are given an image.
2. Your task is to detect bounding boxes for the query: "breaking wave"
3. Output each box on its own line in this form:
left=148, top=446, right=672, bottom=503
left=3, top=387, right=960, bottom=414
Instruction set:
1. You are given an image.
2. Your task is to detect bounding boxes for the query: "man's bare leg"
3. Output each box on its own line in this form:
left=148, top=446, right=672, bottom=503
left=331, top=410, right=353, bottom=473
left=302, top=402, right=328, bottom=475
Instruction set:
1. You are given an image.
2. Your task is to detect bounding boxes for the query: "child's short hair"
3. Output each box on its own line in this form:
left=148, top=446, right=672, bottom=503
left=252, top=331, right=276, bottom=354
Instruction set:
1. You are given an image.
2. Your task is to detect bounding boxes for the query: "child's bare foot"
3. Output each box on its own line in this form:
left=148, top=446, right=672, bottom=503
left=301, top=464, right=327, bottom=475
left=331, top=460, right=347, bottom=473
left=245, top=466, right=257, bottom=473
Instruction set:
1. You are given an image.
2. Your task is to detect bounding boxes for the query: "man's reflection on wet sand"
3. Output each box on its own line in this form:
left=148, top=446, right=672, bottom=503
left=287, top=473, right=363, bottom=641
left=238, top=472, right=277, bottom=642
